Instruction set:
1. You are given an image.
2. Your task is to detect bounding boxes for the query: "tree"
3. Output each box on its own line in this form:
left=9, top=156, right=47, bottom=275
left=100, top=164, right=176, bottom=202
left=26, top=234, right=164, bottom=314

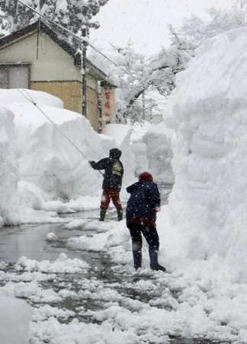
left=106, top=39, right=192, bottom=122
left=87, top=36, right=192, bottom=123
left=173, top=1, right=247, bottom=50
left=0, top=0, right=109, bottom=45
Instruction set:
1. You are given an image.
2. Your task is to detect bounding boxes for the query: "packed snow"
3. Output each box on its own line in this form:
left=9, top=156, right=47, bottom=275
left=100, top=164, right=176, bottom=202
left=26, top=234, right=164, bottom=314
left=0, top=290, right=31, bottom=344
left=0, top=89, right=135, bottom=226
left=164, top=26, right=247, bottom=273
left=143, top=121, right=174, bottom=184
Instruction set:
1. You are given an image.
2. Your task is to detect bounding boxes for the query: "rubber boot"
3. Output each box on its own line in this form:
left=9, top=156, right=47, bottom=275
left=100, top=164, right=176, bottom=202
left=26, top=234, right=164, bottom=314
left=133, top=250, right=142, bottom=270
left=149, top=249, right=166, bottom=272
left=99, top=208, right=107, bottom=221
left=117, top=208, right=123, bottom=221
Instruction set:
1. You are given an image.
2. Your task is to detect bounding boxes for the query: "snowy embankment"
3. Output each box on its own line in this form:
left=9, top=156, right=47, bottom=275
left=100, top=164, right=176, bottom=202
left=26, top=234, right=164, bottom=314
left=0, top=89, right=134, bottom=226
left=163, top=27, right=247, bottom=271
left=143, top=122, right=174, bottom=184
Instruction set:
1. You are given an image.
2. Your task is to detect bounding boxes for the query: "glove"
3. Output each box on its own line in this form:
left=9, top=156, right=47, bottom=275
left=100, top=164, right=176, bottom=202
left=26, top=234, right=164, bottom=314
left=89, top=161, right=95, bottom=167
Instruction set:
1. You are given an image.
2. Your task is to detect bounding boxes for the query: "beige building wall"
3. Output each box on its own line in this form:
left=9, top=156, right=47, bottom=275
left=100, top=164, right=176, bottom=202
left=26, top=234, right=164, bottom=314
left=87, top=87, right=99, bottom=130
left=32, top=81, right=99, bottom=131
left=31, top=80, right=82, bottom=113
left=0, top=31, right=80, bottom=81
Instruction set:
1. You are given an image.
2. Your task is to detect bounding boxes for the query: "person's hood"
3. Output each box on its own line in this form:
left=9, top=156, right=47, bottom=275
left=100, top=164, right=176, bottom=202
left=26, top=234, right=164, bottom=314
left=109, top=148, right=122, bottom=159
left=126, top=181, right=143, bottom=194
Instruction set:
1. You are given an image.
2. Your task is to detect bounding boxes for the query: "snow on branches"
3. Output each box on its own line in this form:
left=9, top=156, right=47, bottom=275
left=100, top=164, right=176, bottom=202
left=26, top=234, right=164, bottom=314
left=0, top=0, right=109, bottom=40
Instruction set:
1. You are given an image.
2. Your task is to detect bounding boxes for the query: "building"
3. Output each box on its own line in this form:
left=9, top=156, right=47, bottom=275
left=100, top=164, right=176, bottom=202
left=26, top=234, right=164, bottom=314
left=0, top=20, right=117, bottom=131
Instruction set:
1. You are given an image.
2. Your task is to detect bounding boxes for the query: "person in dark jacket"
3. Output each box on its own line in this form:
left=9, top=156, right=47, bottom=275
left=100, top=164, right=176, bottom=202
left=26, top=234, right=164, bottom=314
left=89, top=148, right=124, bottom=221
left=126, top=171, right=166, bottom=271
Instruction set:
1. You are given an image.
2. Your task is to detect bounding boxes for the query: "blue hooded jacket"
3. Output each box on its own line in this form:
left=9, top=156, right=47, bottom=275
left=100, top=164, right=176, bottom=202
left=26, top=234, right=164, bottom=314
left=126, top=180, right=160, bottom=225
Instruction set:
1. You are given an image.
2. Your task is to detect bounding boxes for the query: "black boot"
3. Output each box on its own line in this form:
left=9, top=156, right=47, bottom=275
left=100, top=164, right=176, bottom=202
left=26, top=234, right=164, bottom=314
left=149, top=249, right=166, bottom=272
left=117, top=208, right=123, bottom=221
left=133, top=250, right=142, bottom=270
left=99, top=208, right=107, bottom=221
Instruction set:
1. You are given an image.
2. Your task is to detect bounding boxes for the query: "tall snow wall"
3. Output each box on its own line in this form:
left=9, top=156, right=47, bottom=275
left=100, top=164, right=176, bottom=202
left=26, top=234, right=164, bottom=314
left=143, top=122, right=174, bottom=184
left=164, top=27, right=247, bottom=266
left=0, top=105, right=19, bottom=224
left=0, top=90, right=113, bottom=200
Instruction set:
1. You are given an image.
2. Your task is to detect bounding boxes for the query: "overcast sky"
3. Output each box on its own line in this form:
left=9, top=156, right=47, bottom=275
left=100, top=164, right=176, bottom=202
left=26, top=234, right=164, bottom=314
left=91, top=0, right=232, bottom=55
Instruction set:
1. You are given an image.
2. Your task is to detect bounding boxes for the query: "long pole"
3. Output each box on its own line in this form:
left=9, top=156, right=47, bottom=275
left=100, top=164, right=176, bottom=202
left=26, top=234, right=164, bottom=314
left=81, top=27, right=87, bottom=118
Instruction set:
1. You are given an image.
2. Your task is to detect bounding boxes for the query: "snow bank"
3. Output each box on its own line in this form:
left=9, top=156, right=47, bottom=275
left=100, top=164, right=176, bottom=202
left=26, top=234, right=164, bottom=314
left=163, top=27, right=247, bottom=276
left=0, top=89, right=135, bottom=225
left=0, top=105, right=19, bottom=225
left=0, top=89, right=63, bottom=108
left=130, top=122, right=150, bottom=176
left=143, top=122, right=174, bottom=184
left=5, top=91, right=112, bottom=199
left=0, top=90, right=137, bottom=205
left=0, top=290, right=31, bottom=344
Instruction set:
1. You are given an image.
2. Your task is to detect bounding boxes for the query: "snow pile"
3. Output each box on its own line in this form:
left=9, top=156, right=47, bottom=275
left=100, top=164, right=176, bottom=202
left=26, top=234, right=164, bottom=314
left=0, top=105, right=19, bottom=225
left=0, top=290, right=31, bottom=344
left=0, top=89, right=137, bottom=225
left=130, top=122, right=150, bottom=176
left=16, top=254, right=89, bottom=273
left=0, top=89, right=63, bottom=108
left=143, top=122, right=174, bottom=184
left=163, top=27, right=247, bottom=275
left=1, top=89, right=112, bottom=199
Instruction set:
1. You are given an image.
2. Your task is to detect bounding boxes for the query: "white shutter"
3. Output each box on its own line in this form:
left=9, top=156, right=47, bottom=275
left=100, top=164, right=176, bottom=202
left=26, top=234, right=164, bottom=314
left=9, top=66, right=29, bottom=88
left=0, top=68, right=8, bottom=88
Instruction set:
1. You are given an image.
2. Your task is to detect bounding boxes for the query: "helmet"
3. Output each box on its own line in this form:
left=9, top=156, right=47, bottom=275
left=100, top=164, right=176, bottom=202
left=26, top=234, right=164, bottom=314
left=138, top=171, right=153, bottom=182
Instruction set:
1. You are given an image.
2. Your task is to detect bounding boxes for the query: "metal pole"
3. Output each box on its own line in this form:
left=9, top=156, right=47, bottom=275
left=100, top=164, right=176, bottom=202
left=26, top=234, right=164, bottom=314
left=81, top=28, right=88, bottom=118
left=142, top=90, right=145, bottom=120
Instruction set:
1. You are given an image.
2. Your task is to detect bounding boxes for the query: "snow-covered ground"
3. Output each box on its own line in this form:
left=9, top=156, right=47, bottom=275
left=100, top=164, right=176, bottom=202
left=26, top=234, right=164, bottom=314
left=0, top=290, right=31, bottom=344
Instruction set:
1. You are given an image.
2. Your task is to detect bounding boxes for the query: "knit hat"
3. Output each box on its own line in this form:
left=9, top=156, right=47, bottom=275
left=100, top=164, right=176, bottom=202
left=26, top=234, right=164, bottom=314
left=138, top=171, right=153, bottom=182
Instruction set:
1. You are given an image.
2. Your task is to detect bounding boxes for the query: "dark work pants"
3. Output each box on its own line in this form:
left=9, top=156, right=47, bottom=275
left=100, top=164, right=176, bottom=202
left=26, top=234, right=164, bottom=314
left=127, top=223, right=160, bottom=269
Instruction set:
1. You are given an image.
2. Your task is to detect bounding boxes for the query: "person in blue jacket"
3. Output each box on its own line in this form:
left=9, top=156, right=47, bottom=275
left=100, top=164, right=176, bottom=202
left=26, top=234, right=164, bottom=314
left=126, top=171, right=166, bottom=271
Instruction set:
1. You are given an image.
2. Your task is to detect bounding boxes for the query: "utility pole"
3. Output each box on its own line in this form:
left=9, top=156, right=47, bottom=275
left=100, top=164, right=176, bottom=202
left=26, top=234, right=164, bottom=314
left=142, top=90, right=146, bottom=121
left=81, top=25, right=88, bottom=118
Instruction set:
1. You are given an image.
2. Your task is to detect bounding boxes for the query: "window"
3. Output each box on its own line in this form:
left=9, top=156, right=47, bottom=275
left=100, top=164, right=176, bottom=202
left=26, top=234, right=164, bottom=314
left=0, top=64, right=30, bottom=89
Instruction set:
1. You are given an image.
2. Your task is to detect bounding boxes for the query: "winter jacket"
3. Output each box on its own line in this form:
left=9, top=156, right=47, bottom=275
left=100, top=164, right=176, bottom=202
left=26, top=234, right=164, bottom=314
left=90, top=148, right=124, bottom=191
left=126, top=180, right=161, bottom=225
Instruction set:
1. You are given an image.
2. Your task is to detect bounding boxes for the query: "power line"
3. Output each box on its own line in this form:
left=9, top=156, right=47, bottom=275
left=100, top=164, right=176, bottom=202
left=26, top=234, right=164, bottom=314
left=17, top=89, right=104, bottom=177
left=16, top=0, right=121, bottom=69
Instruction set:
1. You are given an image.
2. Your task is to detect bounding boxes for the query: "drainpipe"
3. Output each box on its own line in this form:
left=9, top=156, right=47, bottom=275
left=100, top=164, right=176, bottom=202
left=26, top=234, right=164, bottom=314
left=81, top=27, right=88, bottom=118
